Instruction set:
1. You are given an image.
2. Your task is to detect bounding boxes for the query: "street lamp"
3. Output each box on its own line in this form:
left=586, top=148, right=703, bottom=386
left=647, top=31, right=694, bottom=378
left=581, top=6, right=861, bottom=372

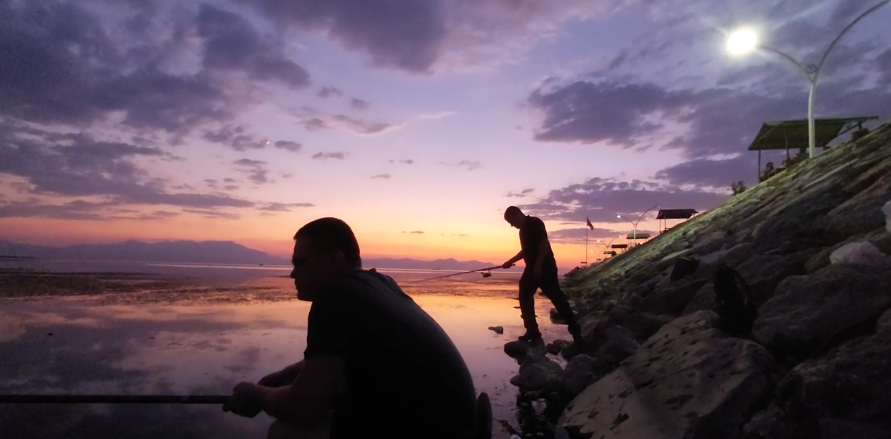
left=617, top=204, right=659, bottom=247
left=725, top=0, right=890, bottom=159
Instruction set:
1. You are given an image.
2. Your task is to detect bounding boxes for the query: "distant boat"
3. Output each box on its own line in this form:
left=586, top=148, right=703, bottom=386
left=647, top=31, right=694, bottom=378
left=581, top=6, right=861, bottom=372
left=259, top=263, right=264, bottom=266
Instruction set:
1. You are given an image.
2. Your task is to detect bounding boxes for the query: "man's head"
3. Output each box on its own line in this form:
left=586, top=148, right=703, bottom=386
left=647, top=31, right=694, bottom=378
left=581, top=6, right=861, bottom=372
left=503, top=206, right=526, bottom=229
left=290, top=217, right=362, bottom=301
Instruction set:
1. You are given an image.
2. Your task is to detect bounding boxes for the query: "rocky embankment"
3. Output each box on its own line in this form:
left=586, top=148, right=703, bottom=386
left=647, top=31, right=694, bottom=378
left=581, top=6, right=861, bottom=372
left=503, top=120, right=891, bottom=439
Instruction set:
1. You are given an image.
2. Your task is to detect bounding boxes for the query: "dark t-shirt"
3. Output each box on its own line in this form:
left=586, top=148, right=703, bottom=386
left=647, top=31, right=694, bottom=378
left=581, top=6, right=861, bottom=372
left=519, top=215, right=557, bottom=271
left=303, top=269, right=478, bottom=439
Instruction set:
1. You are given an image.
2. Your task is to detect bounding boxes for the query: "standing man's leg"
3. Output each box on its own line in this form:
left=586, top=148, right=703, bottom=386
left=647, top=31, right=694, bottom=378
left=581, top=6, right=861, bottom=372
left=539, top=273, right=583, bottom=343
left=518, top=274, right=542, bottom=341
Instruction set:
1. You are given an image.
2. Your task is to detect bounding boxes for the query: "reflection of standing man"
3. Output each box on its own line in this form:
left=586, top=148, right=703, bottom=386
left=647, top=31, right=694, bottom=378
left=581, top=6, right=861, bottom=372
left=501, top=206, right=583, bottom=344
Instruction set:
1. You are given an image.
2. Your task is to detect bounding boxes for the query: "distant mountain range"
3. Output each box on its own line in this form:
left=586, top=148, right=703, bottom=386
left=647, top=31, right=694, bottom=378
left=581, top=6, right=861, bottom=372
left=0, top=240, right=509, bottom=271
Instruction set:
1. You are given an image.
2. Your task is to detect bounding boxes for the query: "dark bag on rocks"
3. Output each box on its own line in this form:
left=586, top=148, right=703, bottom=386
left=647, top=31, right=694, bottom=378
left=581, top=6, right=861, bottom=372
left=713, top=264, right=757, bottom=336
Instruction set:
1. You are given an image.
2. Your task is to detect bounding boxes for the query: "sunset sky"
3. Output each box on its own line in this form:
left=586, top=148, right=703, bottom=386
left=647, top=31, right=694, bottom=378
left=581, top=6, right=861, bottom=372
left=1, top=0, right=889, bottom=269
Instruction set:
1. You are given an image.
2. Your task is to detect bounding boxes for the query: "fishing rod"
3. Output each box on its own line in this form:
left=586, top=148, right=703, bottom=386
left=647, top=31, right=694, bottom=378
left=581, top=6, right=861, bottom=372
left=413, top=264, right=514, bottom=282
left=0, top=394, right=229, bottom=404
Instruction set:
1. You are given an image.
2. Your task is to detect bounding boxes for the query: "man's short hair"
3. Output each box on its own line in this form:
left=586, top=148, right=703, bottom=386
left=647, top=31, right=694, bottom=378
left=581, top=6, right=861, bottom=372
left=504, top=206, right=522, bottom=219
left=294, top=217, right=361, bottom=266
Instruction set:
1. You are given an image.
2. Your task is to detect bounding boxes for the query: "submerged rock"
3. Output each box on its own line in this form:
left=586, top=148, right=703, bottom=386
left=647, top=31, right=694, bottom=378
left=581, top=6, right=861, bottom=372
left=559, top=311, right=779, bottom=439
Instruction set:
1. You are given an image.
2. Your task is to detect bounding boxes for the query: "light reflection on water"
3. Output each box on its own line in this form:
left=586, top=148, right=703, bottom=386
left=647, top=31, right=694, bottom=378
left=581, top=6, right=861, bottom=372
left=0, top=272, right=568, bottom=439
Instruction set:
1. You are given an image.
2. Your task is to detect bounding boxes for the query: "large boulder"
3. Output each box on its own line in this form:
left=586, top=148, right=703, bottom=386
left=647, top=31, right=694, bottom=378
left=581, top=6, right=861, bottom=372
left=753, top=264, right=891, bottom=357
left=734, top=252, right=810, bottom=307
left=562, top=354, right=611, bottom=397
left=559, top=311, right=779, bottom=439
left=757, top=308, right=891, bottom=435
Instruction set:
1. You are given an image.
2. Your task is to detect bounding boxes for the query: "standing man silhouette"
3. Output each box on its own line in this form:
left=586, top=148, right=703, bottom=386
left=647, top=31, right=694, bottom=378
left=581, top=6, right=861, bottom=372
left=501, top=206, right=583, bottom=345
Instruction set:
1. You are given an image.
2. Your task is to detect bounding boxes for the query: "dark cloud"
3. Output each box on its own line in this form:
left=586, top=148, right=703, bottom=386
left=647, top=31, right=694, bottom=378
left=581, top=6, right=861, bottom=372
left=195, top=4, right=310, bottom=89
left=441, top=160, right=482, bottom=171
left=202, top=126, right=302, bottom=153
left=0, top=200, right=180, bottom=221
left=232, top=159, right=270, bottom=185
left=402, top=230, right=424, bottom=234
left=274, top=141, right=302, bottom=152
left=0, top=122, right=253, bottom=209
left=223, top=178, right=237, bottom=184
left=389, top=159, right=414, bottom=164
left=298, top=117, right=332, bottom=131
left=517, top=176, right=727, bottom=224
left=242, top=0, right=446, bottom=73
left=317, top=86, right=343, bottom=98
left=506, top=188, right=534, bottom=198
left=527, top=76, right=891, bottom=159
left=311, top=152, right=347, bottom=160
left=350, top=98, right=370, bottom=110
left=332, top=114, right=396, bottom=134
left=182, top=208, right=240, bottom=220
left=371, top=173, right=391, bottom=179
left=257, top=202, right=314, bottom=212
left=653, top=155, right=758, bottom=189
left=205, top=179, right=218, bottom=188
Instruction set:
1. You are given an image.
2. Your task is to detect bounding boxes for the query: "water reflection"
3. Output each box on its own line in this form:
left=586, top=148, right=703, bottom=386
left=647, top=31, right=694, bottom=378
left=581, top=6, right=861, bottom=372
left=1, top=283, right=563, bottom=439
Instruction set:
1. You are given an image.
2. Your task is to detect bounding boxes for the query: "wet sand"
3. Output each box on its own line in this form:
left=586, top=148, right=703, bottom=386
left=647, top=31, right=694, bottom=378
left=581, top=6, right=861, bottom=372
left=0, top=270, right=568, bottom=439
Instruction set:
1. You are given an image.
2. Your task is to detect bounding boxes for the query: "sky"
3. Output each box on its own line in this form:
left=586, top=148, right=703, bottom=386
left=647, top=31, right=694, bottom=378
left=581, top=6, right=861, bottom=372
left=1, top=0, right=890, bottom=269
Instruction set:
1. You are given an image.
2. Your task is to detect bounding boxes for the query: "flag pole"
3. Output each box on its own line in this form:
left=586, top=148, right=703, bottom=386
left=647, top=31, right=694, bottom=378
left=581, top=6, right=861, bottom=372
left=585, top=218, right=588, bottom=266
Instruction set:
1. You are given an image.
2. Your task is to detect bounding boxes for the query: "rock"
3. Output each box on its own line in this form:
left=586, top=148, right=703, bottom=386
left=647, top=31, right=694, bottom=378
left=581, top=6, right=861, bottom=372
left=804, top=246, right=835, bottom=273
left=720, top=242, right=755, bottom=266
left=559, top=311, right=779, bottom=439
left=682, top=282, right=717, bottom=314
left=829, top=241, right=889, bottom=266
left=586, top=325, right=640, bottom=365
left=669, top=256, right=699, bottom=282
left=547, top=339, right=572, bottom=355
left=488, top=325, right=504, bottom=334
left=600, top=308, right=672, bottom=343
left=771, top=308, right=891, bottom=433
left=562, top=354, right=610, bottom=396
left=505, top=340, right=548, bottom=361
left=734, top=252, right=810, bottom=307
left=753, top=264, right=891, bottom=357
left=656, top=249, right=693, bottom=271
left=690, top=231, right=731, bottom=255
left=884, top=199, right=891, bottom=232
left=819, top=419, right=891, bottom=439
left=741, top=406, right=788, bottom=439
left=510, top=356, right=564, bottom=392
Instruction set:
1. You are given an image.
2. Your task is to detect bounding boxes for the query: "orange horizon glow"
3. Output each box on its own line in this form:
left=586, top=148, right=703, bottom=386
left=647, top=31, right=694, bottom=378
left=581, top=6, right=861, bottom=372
left=0, top=212, right=663, bottom=270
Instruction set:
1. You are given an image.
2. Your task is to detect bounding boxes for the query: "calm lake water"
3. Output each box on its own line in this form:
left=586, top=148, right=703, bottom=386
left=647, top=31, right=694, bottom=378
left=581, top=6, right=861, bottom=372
left=0, top=260, right=568, bottom=439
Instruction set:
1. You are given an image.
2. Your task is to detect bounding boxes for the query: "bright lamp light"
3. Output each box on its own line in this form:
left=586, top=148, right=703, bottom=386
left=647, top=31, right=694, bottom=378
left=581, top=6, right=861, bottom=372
left=726, top=28, right=758, bottom=55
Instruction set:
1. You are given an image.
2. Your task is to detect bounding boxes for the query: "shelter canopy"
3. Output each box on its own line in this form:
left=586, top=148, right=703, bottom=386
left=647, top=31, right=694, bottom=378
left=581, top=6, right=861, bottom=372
left=747, top=117, right=878, bottom=151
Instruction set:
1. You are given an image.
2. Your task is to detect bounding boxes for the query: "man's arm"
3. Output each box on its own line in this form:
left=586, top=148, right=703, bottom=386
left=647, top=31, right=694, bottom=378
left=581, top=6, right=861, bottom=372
left=258, top=360, right=306, bottom=387
left=257, top=289, right=355, bottom=428
left=507, top=249, right=523, bottom=264
left=257, top=356, right=345, bottom=428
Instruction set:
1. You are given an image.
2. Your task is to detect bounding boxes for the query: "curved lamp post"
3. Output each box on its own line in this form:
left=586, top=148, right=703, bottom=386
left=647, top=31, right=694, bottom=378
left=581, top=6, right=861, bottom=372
left=726, top=0, right=890, bottom=159
left=616, top=204, right=659, bottom=247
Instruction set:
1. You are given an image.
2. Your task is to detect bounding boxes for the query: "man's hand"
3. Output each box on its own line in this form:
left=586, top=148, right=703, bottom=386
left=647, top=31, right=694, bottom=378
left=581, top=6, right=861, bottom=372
left=502, top=261, right=513, bottom=269
left=222, top=382, right=264, bottom=418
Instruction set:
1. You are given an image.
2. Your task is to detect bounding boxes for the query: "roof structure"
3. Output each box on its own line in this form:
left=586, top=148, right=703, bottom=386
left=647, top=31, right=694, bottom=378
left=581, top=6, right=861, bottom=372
left=627, top=232, right=651, bottom=239
left=656, top=209, right=698, bottom=220
left=747, top=117, right=878, bottom=151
